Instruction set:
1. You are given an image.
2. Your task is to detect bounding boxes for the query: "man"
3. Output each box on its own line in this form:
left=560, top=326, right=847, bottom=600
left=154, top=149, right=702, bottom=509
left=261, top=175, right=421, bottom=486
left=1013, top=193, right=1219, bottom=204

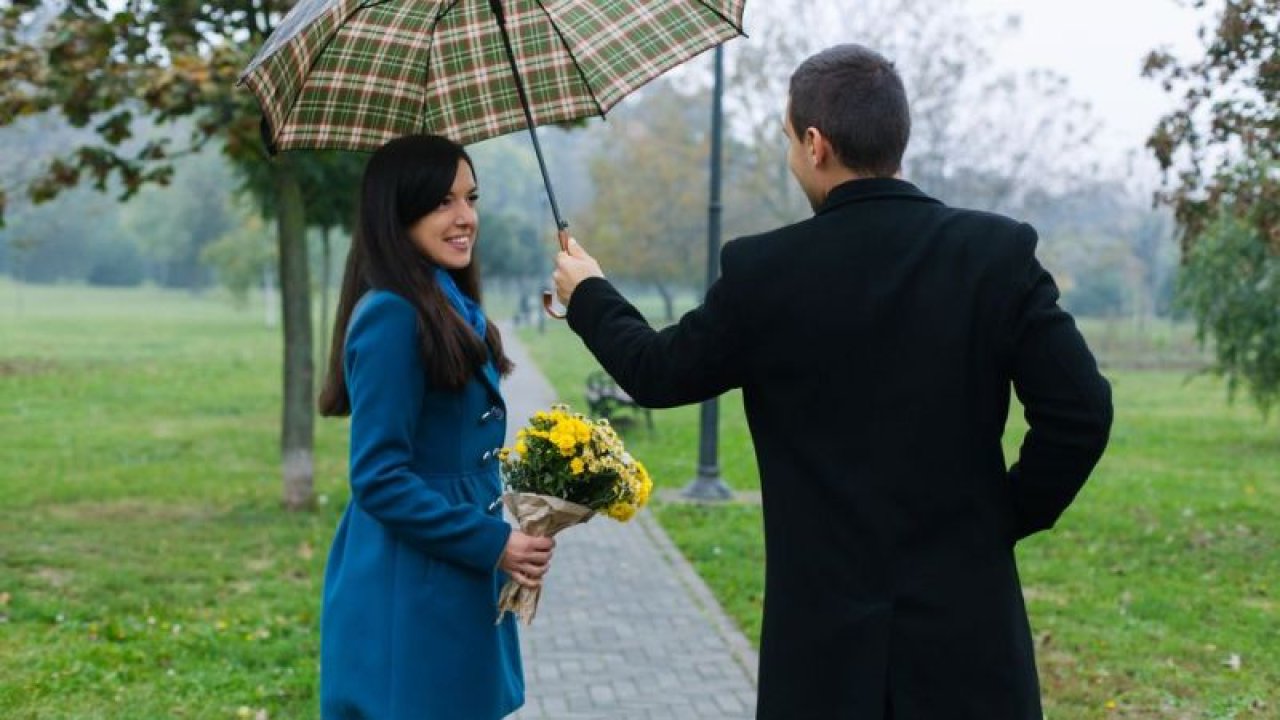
left=553, top=44, right=1112, bottom=719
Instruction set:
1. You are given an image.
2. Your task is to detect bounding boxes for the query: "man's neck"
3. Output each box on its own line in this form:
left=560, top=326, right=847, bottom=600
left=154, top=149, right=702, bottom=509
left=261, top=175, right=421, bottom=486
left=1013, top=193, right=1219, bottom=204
left=815, top=169, right=903, bottom=205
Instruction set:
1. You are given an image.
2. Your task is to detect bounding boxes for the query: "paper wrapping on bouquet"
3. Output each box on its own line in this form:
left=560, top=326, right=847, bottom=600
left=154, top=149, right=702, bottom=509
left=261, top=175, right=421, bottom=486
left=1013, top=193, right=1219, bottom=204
left=496, top=492, right=595, bottom=625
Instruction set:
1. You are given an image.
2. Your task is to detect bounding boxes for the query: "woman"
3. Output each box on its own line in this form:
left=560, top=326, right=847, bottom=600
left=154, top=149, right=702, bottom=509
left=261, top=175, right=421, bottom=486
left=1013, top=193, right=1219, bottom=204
left=317, top=134, right=554, bottom=719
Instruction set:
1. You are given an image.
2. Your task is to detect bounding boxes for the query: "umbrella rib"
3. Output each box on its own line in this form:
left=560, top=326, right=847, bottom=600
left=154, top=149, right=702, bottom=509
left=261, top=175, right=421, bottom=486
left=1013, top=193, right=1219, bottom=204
left=433, top=0, right=464, bottom=23
left=533, top=0, right=607, bottom=119
left=692, top=0, right=747, bottom=35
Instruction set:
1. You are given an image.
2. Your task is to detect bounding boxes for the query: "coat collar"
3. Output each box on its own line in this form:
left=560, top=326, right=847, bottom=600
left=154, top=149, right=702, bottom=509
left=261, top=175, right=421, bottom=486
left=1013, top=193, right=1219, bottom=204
left=815, top=177, right=942, bottom=216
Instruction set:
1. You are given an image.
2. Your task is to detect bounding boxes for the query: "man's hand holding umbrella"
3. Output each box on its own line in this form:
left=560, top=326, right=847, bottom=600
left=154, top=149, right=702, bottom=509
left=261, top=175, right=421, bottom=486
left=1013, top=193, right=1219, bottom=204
left=553, top=238, right=605, bottom=308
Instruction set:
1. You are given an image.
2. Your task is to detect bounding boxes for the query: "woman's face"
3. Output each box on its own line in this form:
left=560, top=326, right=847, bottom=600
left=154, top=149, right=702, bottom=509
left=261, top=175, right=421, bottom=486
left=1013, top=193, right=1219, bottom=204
left=408, top=159, right=478, bottom=270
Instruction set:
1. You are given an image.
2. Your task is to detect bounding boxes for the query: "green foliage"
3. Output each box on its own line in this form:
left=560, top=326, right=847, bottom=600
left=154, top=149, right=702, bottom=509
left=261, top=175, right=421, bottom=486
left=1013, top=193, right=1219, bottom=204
left=235, top=148, right=365, bottom=234
left=0, top=2, right=256, bottom=216
left=0, top=184, right=133, bottom=283
left=1178, top=212, right=1280, bottom=415
left=579, top=80, right=709, bottom=294
left=1145, top=0, right=1280, bottom=252
left=85, top=238, right=146, bottom=287
left=202, top=204, right=275, bottom=306
left=1145, top=1, right=1280, bottom=417
left=475, top=209, right=544, bottom=279
left=519, top=310, right=1279, bottom=720
left=119, top=147, right=238, bottom=289
left=1064, top=265, right=1130, bottom=318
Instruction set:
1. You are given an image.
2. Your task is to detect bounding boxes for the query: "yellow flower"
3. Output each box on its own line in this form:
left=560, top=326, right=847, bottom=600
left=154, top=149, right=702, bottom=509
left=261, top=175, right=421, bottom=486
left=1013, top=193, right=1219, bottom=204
left=504, top=404, right=650, bottom=522
left=606, top=502, right=637, bottom=522
left=634, top=462, right=653, bottom=506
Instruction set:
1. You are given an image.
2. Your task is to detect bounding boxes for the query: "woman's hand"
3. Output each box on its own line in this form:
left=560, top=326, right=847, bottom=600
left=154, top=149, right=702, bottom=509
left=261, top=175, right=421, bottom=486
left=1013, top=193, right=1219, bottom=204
left=499, top=531, right=555, bottom=589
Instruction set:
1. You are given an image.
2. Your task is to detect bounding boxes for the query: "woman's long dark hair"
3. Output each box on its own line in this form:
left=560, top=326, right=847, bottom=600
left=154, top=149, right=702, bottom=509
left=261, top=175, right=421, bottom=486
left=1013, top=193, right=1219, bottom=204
left=318, top=134, right=514, bottom=417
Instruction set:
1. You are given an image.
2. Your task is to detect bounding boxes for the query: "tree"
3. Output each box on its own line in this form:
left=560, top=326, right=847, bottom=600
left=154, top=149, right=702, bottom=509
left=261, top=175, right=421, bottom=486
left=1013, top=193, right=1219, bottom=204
left=120, top=146, right=238, bottom=290
left=467, top=132, right=577, bottom=312
left=234, top=148, right=364, bottom=364
left=1016, top=178, right=1180, bottom=323
left=723, top=0, right=1099, bottom=229
left=1144, top=0, right=1280, bottom=414
left=1178, top=211, right=1280, bottom=412
left=0, top=0, right=326, bottom=509
left=579, top=81, right=709, bottom=322
left=202, top=198, right=274, bottom=305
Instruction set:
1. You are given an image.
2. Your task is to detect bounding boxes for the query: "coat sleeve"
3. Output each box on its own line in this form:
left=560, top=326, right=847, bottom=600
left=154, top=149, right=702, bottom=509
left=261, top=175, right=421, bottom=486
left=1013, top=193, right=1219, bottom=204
left=345, top=293, right=511, bottom=572
left=1005, top=225, right=1114, bottom=540
left=566, top=247, right=747, bottom=408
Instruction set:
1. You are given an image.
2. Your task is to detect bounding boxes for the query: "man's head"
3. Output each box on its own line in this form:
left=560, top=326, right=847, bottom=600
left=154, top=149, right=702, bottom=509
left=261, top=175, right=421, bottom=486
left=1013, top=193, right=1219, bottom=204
left=785, top=44, right=911, bottom=209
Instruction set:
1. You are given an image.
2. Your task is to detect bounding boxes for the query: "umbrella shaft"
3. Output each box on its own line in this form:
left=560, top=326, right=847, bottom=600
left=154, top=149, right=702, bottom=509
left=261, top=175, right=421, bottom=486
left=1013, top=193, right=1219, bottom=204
left=491, top=0, right=569, bottom=231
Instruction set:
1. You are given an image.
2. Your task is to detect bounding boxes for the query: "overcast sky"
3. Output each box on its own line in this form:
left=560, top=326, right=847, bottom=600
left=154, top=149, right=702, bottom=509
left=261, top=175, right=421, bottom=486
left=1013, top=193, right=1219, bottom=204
left=718, top=0, right=1213, bottom=179
left=963, top=0, right=1207, bottom=167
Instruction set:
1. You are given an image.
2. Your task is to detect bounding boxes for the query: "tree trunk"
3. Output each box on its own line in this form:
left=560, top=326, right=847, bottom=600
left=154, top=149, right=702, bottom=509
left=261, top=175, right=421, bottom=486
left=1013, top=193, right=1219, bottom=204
left=319, top=225, right=332, bottom=365
left=655, top=283, right=675, bottom=323
left=273, top=155, right=315, bottom=511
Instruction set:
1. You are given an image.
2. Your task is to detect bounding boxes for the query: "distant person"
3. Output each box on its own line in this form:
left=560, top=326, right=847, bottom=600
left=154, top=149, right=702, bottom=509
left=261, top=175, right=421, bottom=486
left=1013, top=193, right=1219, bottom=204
left=553, top=44, right=1112, bottom=719
left=515, top=291, right=532, bottom=327
left=317, top=134, right=553, bottom=720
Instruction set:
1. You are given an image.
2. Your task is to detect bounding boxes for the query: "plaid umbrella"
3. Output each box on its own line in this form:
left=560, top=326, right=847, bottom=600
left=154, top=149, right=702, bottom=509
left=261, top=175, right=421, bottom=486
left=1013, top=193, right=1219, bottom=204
left=239, top=0, right=746, bottom=232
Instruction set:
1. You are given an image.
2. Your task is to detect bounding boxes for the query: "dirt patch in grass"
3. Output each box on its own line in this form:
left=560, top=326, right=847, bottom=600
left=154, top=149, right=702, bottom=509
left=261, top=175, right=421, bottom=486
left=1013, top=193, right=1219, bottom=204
left=40, top=500, right=213, bottom=523
left=0, top=358, right=58, bottom=377
left=33, top=567, right=74, bottom=588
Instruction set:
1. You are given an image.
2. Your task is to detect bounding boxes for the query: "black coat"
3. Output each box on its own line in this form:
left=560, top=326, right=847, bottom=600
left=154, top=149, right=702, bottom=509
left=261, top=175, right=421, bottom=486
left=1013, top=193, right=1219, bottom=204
left=566, top=178, right=1113, bottom=720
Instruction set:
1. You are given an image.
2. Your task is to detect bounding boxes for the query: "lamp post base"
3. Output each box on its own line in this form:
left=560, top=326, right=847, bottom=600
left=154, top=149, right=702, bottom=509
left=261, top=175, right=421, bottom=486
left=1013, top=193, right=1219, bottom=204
left=681, top=467, right=733, bottom=501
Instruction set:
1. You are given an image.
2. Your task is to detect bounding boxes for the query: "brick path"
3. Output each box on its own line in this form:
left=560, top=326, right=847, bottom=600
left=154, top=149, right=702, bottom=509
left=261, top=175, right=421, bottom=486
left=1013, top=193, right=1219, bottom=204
left=500, top=328, right=758, bottom=720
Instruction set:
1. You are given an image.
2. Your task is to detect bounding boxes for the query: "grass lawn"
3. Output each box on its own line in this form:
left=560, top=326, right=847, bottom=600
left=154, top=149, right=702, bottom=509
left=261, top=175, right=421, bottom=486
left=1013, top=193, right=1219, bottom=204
left=1, top=282, right=351, bottom=719
left=1, top=280, right=1274, bottom=719
left=518, top=313, right=1277, bottom=720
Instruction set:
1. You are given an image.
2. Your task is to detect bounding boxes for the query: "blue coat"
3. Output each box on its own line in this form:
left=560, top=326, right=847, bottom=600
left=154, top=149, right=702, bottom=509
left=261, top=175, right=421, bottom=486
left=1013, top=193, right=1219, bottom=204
left=320, top=290, right=522, bottom=720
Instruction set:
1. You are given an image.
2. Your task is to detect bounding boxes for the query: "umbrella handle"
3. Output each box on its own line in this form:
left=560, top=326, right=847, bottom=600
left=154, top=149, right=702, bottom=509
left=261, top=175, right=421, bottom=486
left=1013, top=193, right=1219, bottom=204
left=542, top=230, right=571, bottom=320
left=541, top=290, right=565, bottom=320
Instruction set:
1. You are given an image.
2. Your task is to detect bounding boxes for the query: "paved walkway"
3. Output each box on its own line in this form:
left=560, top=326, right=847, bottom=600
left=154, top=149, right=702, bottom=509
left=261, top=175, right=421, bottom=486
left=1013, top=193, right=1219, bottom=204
left=499, top=328, right=759, bottom=720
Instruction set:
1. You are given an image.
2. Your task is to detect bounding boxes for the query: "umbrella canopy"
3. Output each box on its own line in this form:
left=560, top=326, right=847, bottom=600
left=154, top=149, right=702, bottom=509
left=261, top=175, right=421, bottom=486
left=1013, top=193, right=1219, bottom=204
left=239, top=0, right=745, bottom=153
left=240, top=0, right=745, bottom=318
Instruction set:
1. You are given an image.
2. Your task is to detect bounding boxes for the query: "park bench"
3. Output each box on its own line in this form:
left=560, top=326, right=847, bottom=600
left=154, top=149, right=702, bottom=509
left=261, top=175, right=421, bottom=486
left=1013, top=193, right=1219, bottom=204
left=585, top=370, right=653, bottom=430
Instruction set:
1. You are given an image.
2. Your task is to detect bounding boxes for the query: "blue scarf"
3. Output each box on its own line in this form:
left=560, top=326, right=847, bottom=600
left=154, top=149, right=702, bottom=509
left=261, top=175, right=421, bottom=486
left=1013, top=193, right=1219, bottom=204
left=435, top=267, right=499, bottom=388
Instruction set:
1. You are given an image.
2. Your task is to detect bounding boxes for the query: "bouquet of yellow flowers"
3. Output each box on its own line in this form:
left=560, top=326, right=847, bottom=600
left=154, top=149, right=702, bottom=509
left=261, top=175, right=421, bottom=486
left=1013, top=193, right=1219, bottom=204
left=496, top=404, right=652, bottom=624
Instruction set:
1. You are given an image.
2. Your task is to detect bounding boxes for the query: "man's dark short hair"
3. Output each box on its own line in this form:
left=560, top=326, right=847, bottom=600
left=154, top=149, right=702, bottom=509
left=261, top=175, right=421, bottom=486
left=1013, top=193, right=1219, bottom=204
left=789, top=44, right=911, bottom=177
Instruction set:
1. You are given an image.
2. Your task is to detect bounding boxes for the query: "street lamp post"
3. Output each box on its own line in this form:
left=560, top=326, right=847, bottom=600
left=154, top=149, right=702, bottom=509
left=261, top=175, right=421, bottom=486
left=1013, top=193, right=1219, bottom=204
left=682, top=44, right=733, bottom=502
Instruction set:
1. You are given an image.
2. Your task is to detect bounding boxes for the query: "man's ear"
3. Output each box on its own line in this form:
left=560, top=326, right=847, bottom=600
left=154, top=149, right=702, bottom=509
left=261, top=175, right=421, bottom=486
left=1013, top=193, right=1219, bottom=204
left=803, top=126, right=832, bottom=168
